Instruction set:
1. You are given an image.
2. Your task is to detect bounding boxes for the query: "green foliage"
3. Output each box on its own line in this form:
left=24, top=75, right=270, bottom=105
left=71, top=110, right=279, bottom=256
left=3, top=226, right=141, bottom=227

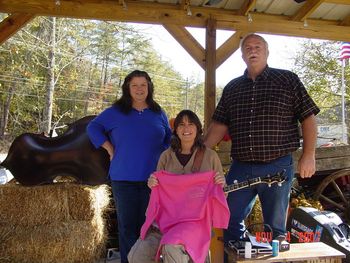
left=292, top=40, right=350, bottom=124
left=0, top=18, right=204, bottom=137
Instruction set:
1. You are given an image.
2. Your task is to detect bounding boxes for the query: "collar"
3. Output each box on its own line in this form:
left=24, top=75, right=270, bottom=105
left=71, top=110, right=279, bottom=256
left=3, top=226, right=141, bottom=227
left=170, top=147, right=199, bottom=171
left=243, top=65, right=270, bottom=81
left=132, top=107, right=149, bottom=114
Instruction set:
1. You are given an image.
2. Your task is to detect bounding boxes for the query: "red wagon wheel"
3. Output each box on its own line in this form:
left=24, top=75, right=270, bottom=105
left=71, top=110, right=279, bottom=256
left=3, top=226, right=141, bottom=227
left=313, top=168, right=350, bottom=223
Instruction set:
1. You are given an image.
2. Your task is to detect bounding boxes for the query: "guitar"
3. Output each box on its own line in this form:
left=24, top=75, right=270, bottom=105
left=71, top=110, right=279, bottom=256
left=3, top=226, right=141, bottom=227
left=224, top=170, right=287, bottom=194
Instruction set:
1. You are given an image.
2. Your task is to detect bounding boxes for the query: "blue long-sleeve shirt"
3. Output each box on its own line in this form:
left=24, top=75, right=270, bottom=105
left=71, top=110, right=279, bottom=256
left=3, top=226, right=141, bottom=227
left=87, top=106, right=171, bottom=181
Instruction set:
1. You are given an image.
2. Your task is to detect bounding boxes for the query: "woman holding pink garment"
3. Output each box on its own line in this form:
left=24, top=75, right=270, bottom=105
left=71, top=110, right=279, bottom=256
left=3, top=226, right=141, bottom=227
left=128, top=110, right=229, bottom=263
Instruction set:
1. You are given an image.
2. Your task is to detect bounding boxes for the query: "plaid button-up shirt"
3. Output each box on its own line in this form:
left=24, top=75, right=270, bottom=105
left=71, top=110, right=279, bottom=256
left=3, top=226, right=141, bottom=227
left=213, top=66, right=320, bottom=162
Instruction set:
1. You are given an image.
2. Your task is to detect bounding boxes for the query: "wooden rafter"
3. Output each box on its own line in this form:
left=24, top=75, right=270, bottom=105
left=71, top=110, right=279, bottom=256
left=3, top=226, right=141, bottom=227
left=0, top=13, right=34, bottom=44
left=325, top=0, right=350, bottom=4
left=340, top=14, right=350, bottom=26
left=238, top=0, right=256, bottom=16
left=163, top=24, right=205, bottom=69
left=292, top=0, right=325, bottom=21
left=0, top=0, right=349, bottom=41
left=216, top=31, right=247, bottom=68
left=163, top=26, right=248, bottom=70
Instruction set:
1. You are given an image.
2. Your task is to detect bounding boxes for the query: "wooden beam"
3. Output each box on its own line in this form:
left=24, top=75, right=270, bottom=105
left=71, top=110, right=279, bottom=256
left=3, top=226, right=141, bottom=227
left=0, top=13, right=34, bottom=44
left=204, top=18, right=216, bottom=131
left=224, top=13, right=350, bottom=42
left=340, top=13, right=350, bottom=26
left=292, top=0, right=325, bottom=21
left=216, top=31, right=247, bottom=68
left=0, top=0, right=350, bottom=41
left=118, top=0, right=127, bottom=9
left=324, top=0, right=350, bottom=4
left=238, top=0, right=256, bottom=16
left=293, top=145, right=350, bottom=172
left=162, top=24, right=205, bottom=69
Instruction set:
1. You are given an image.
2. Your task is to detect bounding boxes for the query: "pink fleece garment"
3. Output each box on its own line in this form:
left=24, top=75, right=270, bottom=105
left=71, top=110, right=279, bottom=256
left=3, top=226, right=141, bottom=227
left=140, top=170, right=230, bottom=263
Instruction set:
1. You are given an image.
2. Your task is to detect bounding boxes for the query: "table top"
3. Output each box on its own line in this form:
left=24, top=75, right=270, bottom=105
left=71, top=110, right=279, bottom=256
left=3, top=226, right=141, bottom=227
left=226, top=242, right=346, bottom=263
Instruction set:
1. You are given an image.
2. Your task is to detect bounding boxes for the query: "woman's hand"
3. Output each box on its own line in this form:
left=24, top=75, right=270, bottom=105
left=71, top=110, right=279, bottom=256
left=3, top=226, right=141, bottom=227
left=214, top=172, right=226, bottom=187
left=101, top=141, right=114, bottom=161
left=147, top=174, right=159, bottom=189
left=215, top=172, right=228, bottom=197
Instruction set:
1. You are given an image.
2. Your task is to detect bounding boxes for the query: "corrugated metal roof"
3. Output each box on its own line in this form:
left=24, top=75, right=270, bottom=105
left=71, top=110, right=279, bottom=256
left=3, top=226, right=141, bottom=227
left=0, top=0, right=349, bottom=41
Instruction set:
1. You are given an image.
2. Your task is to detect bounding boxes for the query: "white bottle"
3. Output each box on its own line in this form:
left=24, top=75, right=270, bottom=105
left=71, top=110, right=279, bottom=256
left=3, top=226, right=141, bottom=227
left=245, top=241, right=252, bottom=258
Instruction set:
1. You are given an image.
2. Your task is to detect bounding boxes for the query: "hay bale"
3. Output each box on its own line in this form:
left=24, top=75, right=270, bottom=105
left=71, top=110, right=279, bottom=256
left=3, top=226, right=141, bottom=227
left=0, top=183, right=111, bottom=226
left=0, top=183, right=112, bottom=263
left=0, top=221, right=106, bottom=263
left=245, top=197, right=264, bottom=234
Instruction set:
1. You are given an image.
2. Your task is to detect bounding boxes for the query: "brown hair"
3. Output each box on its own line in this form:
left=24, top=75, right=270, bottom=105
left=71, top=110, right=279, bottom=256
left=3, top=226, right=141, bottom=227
left=113, top=70, right=161, bottom=114
left=170, top=110, right=205, bottom=153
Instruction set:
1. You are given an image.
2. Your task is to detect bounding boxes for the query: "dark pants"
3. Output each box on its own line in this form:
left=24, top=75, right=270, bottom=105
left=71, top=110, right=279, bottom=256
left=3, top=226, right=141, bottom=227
left=224, top=154, right=294, bottom=244
left=111, top=181, right=150, bottom=263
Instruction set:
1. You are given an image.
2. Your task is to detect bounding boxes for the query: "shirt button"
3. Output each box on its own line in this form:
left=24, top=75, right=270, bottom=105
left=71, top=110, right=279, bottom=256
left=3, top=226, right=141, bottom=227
left=250, top=147, right=252, bottom=151
left=251, top=109, right=253, bottom=112
left=249, top=134, right=251, bottom=137
left=250, top=121, right=252, bottom=124
left=251, top=98, right=254, bottom=101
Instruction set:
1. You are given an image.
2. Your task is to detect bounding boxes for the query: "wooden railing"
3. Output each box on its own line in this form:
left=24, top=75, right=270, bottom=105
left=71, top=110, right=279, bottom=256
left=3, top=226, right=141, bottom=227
left=216, top=142, right=350, bottom=174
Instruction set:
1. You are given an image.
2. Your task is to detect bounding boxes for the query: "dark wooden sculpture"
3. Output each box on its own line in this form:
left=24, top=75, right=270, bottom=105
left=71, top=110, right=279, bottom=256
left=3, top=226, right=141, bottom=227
left=0, top=116, right=110, bottom=186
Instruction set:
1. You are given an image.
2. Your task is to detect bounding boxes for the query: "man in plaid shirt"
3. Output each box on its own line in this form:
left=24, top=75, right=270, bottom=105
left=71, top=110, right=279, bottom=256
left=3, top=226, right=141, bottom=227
left=205, top=34, right=319, bottom=248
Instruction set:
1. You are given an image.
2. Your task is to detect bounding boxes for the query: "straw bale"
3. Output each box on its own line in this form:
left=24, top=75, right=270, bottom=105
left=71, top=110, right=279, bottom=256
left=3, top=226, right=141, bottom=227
left=0, top=183, right=112, bottom=263
left=0, top=220, right=107, bottom=263
left=0, top=183, right=111, bottom=226
left=245, top=197, right=264, bottom=233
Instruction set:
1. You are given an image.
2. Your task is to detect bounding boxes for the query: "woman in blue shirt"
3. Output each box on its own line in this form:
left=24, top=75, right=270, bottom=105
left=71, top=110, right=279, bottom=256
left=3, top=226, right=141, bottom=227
left=87, top=70, right=171, bottom=263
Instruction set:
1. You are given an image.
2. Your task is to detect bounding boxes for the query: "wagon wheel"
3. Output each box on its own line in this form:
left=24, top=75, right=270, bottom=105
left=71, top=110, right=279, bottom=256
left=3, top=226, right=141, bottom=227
left=313, top=168, right=350, bottom=223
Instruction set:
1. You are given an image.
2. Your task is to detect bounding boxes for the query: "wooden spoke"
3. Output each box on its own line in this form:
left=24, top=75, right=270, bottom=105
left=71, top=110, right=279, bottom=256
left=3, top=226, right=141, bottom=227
left=318, top=194, right=345, bottom=211
left=313, top=169, right=350, bottom=222
left=330, top=180, right=348, bottom=204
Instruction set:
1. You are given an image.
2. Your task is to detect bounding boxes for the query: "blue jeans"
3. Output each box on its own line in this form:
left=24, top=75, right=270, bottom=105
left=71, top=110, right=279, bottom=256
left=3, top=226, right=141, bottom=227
left=223, top=154, right=294, bottom=244
left=111, top=181, right=150, bottom=263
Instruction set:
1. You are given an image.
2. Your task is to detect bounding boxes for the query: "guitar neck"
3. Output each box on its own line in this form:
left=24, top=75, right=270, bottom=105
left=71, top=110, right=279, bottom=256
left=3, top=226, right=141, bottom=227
left=224, top=177, right=262, bottom=193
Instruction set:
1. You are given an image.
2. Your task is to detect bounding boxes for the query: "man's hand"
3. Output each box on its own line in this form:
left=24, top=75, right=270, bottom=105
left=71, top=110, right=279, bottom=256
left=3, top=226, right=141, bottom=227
left=299, top=114, right=317, bottom=178
left=298, top=154, right=316, bottom=178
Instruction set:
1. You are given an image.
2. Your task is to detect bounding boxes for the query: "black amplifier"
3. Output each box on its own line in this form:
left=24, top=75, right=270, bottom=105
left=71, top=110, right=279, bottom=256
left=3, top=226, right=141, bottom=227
left=287, top=207, right=350, bottom=262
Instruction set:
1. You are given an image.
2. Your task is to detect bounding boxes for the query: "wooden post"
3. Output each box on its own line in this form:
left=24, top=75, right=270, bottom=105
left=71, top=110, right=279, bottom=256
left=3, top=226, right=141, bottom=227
left=205, top=19, right=224, bottom=263
left=204, top=17, right=216, bottom=131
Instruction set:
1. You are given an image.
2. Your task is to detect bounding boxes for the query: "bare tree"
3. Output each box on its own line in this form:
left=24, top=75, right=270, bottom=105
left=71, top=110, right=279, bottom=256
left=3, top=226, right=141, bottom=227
left=42, top=17, right=56, bottom=134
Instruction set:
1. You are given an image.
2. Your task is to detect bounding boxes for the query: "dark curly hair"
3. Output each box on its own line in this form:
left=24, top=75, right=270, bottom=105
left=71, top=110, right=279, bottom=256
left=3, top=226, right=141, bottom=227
left=170, top=110, right=205, bottom=153
left=113, top=70, right=161, bottom=114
